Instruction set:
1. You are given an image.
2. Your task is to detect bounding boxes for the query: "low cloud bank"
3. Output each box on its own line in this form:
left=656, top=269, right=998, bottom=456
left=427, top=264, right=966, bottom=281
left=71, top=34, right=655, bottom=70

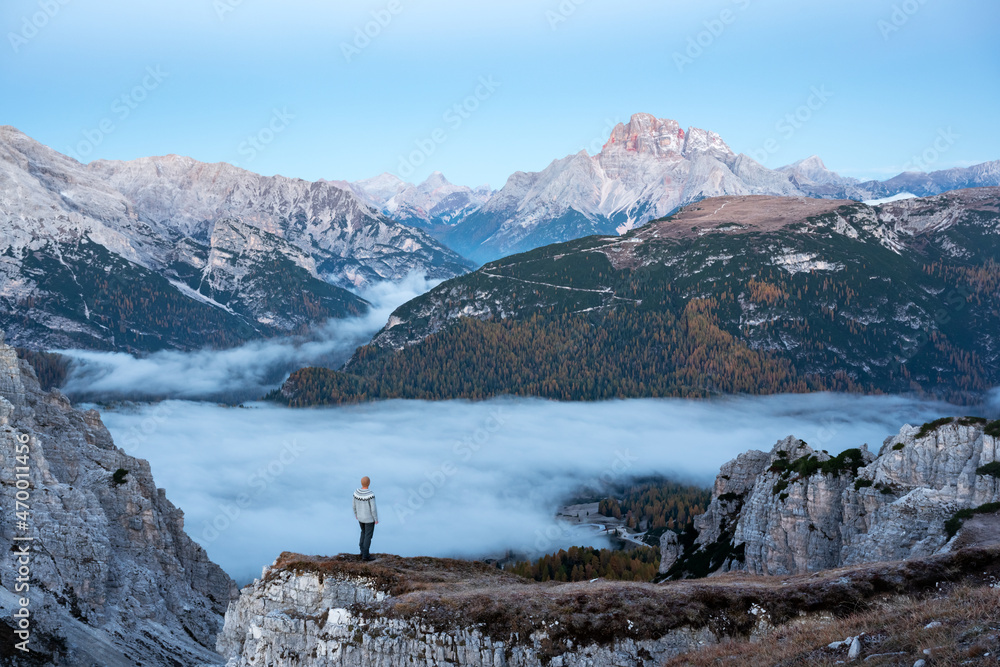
left=93, top=392, right=987, bottom=583
left=61, top=274, right=438, bottom=403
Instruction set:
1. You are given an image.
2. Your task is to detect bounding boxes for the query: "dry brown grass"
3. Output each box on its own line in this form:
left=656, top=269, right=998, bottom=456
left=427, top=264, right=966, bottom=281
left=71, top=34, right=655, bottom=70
left=269, top=551, right=522, bottom=595
left=662, top=585, right=1000, bottom=666
left=270, top=547, right=1000, bottom=660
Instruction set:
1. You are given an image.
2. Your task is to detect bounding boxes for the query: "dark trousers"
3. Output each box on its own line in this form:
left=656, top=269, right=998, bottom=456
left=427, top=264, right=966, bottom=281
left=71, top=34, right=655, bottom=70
left=359, top=521, right=375, bottom=558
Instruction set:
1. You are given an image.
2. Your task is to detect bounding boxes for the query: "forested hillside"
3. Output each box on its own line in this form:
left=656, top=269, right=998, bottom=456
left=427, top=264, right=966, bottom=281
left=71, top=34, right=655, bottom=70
left=508, top=546, right=661, bottom=583
left=598, top=480, right=712, bottom=533
left=272, top=190, right=1000, bottom=405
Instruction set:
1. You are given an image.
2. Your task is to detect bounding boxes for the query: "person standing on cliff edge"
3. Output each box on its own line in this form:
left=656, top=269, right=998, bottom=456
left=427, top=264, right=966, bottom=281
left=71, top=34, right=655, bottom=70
left=353, top=476, right=378, bottom=561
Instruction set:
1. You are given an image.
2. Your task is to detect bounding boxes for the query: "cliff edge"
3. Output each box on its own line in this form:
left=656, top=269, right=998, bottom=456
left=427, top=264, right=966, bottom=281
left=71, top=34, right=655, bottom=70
left=217, top=546, right=1000, bottom=666
left=0, top=332, right=238, bottom=666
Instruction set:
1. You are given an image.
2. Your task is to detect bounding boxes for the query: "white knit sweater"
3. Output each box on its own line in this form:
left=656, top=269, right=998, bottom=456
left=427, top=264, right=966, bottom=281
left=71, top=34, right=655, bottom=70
left=352, top=488, right=378, bottom=523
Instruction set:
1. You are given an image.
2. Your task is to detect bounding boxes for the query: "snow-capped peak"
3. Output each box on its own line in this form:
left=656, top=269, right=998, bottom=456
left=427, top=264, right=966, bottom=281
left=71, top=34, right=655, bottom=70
left=350, top=171, right=493, bottom=227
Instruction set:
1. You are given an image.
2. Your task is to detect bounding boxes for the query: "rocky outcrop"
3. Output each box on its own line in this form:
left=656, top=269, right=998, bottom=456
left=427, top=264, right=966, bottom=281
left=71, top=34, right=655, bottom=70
left=218, top=553, right=721, bottom=667
left=218, top=545, right=1000, bottom=667
left=0, top=330, right=237, bottom=665
left=664, top=418, right=1000, bottom=578
left=217, top=417, right=1000, bottom=666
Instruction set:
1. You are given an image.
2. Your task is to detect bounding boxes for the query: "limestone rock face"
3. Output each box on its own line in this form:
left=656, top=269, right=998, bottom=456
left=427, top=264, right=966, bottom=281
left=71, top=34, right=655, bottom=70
left=0, top=331, right=238, bottom=665
left=218, top=562, right=715, bottom=667
left=658, top=530, right=681, bottom=574
left=841, top=421, right=1000, bottom=564
left=691, top=446, right=772, bottom=550
left=676, top=421, right=1000, bottom=578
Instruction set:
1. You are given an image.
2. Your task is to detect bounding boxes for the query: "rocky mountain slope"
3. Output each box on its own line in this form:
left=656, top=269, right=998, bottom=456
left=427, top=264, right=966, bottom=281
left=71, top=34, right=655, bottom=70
left=340, top=171, right=492, bottom=229
left=433, top=113, right=1000, bottom=262
left=661, top=417, right=1000, bottom=579
left=777, top=155, right=874, bottom=200
left=441, top=113, right=795, bottom=262
left=0, top=126, right=471, bottom=352
left=0, top=330, right=237, bottom=666
left=215, top=522, right=1000, bottom=665
left=88, top=153, right=472, bottom=287
left=273, top=188, right=1000, bottom=406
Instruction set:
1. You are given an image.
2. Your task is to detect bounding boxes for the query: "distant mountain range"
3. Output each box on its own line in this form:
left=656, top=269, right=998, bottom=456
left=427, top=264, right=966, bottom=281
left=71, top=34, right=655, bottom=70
left=0, top=126, right=472, bottom=352
left=336, top=171, right=493, bottom=230
left=5, top=115, right=999, bottom=354
left=349, top=114, right=1000, bottom=263
left=272, top=188, right=1000, bottom=406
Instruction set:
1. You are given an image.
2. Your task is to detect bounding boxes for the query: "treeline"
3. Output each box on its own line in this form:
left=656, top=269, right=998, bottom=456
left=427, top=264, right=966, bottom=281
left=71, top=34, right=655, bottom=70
left=21, top=240, right=261, bottom=352
left=87, top=273, right=261, bottom=351
left=598, top=480, right=711, bottom=532
left=507, top=546, right=660, bottom=583
left=270, top=298, right=846, bottom=405
left=271, top=218, right=1000, bottom=406
left=15, top=349, right=70, bottom=391
left=18, top=238, right=365, bottom=355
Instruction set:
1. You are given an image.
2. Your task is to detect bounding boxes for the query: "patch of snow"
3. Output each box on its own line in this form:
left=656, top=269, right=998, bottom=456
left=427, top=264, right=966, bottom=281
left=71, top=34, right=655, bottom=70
left=167, top=279, right=235, bottom=314
left=701, top=253, right=734, bottom=265
left=864, top=192, right=917, bottom=206
left=773, top=251, right=844, bottom=275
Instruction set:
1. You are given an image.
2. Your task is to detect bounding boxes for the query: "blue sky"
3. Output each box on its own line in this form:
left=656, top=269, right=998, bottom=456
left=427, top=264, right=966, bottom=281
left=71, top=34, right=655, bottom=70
left=2, top=0, right=997, bottom=188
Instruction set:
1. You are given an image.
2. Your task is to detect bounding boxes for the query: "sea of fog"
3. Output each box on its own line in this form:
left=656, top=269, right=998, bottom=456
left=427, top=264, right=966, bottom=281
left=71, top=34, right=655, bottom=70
left=61, top=274, right=442, bottom=404
left=93, top=393, right=995, bottom=583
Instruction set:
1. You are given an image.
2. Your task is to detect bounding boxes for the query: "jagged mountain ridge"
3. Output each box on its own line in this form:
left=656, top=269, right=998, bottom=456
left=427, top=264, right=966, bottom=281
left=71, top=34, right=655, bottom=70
left=87, top=152, right=473, bottom=287
left=441, top=113, right=807, bottom=262
left=0, top=126, right=472, bottom=352
left=339, top=171, right=493, bottom=229
left=420, top=113, right=1000, bottom=262
left=662, top=417, right=1000, bottom=579
left=273, top=188, right=1000, bottom=405
left=0, top=332, right=237, bottom=665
